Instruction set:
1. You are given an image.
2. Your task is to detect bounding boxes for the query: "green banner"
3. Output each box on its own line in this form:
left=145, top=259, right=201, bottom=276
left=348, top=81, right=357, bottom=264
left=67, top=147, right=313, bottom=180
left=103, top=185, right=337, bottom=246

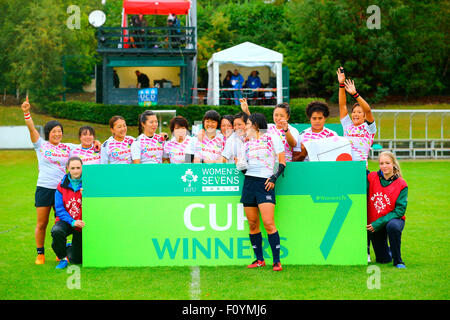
left=83, top=162, right=367, bottom=267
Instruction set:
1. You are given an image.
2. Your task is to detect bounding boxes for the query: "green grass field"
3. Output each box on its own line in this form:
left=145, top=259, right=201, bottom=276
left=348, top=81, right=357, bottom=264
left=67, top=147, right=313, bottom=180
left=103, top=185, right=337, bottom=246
left=0, top=105, right=449, bottom=300
left=0, top=150, right=448, bottom=300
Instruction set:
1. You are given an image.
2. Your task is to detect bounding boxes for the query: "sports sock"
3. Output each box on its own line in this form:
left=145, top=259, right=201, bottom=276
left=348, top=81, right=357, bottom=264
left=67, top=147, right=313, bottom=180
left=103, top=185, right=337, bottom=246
left=249, top=232, right=264, bottom=261
left=37, top=247, right=45, bottom=255
left=268, top=231, right=280, bottom=263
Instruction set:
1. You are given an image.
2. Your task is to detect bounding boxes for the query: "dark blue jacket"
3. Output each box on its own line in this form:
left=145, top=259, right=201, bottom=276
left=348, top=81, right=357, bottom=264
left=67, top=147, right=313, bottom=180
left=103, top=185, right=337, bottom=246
left=231, top=74, right=244, bottom=89
left=246, top=76, right=261, bottom=89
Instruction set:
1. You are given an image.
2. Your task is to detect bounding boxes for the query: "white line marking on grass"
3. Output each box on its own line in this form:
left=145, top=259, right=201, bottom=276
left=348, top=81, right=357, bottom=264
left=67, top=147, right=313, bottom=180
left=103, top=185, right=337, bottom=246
left=190, top=266, right=201, bottom=300
left=0, top=226, right=19, bottom=234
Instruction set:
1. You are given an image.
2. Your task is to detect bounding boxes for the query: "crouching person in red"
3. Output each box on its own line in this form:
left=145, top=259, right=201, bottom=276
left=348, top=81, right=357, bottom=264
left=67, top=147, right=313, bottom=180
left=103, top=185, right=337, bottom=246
left=367, top=151, right=408, bottom=269
left=51, top=157, right=85, bottom=269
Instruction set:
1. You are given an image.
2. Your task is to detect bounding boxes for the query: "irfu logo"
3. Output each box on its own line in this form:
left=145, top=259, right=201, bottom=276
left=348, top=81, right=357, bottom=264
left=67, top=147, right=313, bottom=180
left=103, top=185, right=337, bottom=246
left=182, top=169, right=198, bottom=187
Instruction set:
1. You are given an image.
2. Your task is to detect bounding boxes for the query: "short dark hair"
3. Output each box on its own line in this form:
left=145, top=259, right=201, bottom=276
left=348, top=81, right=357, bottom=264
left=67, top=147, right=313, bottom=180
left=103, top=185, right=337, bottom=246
left=169, top=116, right=189, bottom=132
left=233, top=112, right=249, bottom=124
left=109, top=115, right=125, bottom=129
left=306, top=101, right=330, bottom=119
left=44, top=120, right=63, bottom=141
left=202, top=110, right=220, bottom=128
left=221, top=115, right=234, bottom=127
left=274, top=102, right=291, bottom=117
left=138, top=110, right=156, bottom=135
left=67, top=156, right=83, bottom=167
left=78, top=125, right=95, bottom=138
left=248, top=113, right=268, bottom=131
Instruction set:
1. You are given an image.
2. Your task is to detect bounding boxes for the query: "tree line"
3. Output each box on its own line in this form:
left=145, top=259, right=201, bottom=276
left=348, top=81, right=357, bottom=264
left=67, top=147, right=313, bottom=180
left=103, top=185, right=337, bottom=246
left=0, top=0, right=448, bottom=102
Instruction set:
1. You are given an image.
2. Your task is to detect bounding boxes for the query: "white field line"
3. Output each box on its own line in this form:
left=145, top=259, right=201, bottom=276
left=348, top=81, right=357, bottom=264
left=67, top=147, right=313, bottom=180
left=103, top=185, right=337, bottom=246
left=190, top=266, right=201, bottom=300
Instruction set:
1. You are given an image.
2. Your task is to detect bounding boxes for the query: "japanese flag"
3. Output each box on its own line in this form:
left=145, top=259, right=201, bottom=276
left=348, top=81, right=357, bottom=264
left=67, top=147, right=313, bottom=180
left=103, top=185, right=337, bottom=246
left=303, top=136, right=352, bottom=161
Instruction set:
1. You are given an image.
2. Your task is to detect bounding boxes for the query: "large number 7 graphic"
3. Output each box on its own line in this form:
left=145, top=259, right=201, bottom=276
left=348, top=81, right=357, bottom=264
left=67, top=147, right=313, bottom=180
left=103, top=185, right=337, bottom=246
left=312, top=195, right=353, bottom=260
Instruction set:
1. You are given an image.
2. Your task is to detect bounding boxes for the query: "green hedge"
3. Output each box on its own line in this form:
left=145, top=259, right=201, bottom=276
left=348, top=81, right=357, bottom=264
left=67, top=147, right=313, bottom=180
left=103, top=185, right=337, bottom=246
left=38, top=99, right=325, bottom=127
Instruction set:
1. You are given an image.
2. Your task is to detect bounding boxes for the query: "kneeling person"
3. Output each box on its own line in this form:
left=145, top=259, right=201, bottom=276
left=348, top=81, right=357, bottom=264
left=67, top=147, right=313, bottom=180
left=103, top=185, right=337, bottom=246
left=51, top=157, right=85, bottom=269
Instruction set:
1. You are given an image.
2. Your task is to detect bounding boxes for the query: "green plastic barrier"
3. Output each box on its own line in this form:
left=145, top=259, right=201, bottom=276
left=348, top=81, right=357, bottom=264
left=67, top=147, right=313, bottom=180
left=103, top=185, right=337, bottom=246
left=82, top=162, right=367, bottom=267
left=291, top=123, right=344, bottom=137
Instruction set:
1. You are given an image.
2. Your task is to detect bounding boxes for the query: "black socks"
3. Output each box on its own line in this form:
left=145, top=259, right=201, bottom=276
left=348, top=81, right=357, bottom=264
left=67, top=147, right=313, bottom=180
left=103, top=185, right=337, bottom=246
left=268, top=231, right=281, bottom=263
left=249, top=231, right=281, bottom=263
left=249, top=232, right=264, bottom=261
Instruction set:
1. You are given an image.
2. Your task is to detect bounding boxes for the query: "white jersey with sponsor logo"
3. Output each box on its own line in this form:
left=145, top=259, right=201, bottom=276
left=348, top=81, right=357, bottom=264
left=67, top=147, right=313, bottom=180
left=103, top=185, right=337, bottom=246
left=100, top=136, right=134, bottom=164
left=163, top=135, right=195, bottom=164
left=131, top=134, right=165, bottom=164
left=33, top=137, right=73, bottom=189
left=70, top=144, right=101, bottom=165
left=244, top=133, right=284, bottom=179
left=341, top=115, right=376, bottom=163
left=267, top=124, right=299, bottom=162
left=194, top=134, right=225, bottom=163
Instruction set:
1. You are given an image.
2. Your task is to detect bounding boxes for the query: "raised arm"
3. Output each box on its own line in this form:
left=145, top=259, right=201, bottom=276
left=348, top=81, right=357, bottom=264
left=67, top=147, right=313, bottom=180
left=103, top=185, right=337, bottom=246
left=280, top=120, right=297, bottom=148
left=239, top=98, right=250, bottom=115
left=337, top=67, right=348, bottom=119
left=21, top=96, right=40, bottom=143
left=344, top=79, right=374, bottom=123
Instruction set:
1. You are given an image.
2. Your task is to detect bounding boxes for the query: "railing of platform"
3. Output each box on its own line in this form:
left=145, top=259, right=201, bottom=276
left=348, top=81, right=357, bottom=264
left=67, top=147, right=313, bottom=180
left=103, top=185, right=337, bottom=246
left=97, top=26, right=196, bottom=52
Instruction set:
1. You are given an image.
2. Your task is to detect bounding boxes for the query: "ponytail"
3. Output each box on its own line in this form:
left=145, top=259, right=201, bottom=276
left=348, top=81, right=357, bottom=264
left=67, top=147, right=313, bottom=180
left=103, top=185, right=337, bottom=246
left=138, top=110, right=156, bottom=136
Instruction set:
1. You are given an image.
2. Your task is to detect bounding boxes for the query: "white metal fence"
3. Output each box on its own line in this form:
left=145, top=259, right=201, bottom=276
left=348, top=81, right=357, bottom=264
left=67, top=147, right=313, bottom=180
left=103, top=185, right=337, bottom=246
left=370, top=110, right=450, bottom=159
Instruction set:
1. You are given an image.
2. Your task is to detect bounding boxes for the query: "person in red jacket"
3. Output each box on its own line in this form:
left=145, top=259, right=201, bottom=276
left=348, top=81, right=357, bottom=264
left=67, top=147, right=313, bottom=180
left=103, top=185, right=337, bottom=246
left=367, top=152, right=408, bottom=269
left=51, top=157, right=85, bottom=269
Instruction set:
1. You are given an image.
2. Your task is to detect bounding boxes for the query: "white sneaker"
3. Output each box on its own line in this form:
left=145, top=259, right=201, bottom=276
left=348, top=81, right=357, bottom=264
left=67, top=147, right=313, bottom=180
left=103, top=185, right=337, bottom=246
left=368, top=254, right=371, bottom=263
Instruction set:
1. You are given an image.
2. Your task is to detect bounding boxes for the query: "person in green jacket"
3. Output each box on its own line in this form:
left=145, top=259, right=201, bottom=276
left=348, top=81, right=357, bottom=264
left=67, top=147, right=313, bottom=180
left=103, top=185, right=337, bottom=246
left=367, top=152, right=408, bottom=268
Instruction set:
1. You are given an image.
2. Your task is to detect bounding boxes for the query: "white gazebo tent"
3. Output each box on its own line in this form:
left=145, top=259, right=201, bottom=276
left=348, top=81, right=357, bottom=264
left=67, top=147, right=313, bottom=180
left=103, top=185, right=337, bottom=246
left=206, top=42, right=283, bottom=106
